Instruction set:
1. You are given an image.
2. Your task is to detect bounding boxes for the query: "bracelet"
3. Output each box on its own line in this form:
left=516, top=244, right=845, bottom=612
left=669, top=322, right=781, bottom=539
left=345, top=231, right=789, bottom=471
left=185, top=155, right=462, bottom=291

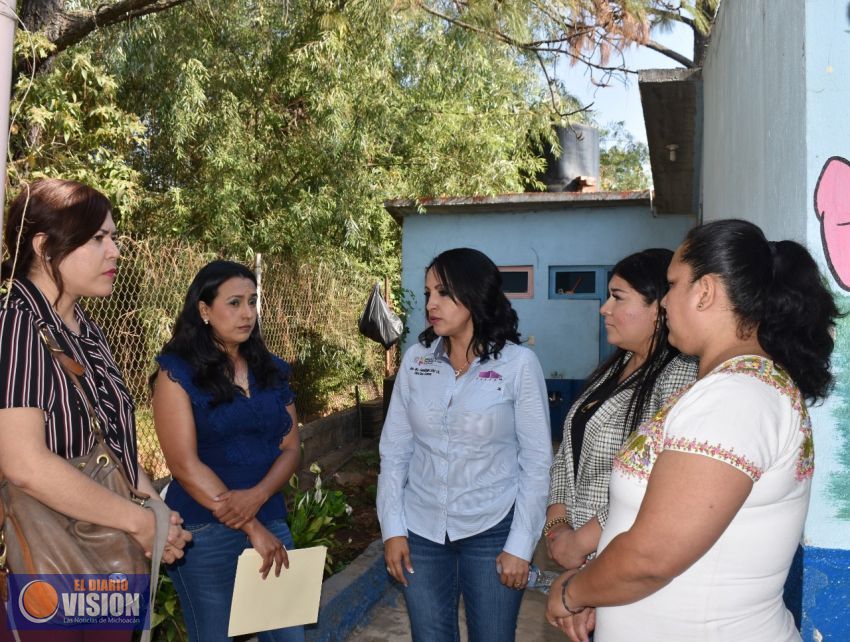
left=542, top=516, right=569, bottom=537
left=561, top=575, right=584, bottom=615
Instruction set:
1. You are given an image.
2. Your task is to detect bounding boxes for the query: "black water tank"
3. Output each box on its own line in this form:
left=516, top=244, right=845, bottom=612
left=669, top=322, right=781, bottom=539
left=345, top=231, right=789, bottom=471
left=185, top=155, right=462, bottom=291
left=539, top=124, right=600, bottom=192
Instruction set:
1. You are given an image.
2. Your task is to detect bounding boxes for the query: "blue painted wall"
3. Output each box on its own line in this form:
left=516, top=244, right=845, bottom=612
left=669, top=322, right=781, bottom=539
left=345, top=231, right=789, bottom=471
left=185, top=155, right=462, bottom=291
left=702, top=1, right=850, bottom=638
left=398, top=204, right=694, bottom=380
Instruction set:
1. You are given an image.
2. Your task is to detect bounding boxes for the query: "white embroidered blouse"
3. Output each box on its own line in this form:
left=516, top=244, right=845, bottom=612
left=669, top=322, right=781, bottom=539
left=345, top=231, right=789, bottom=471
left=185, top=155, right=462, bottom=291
left=595, top=355, right=812, bottom=642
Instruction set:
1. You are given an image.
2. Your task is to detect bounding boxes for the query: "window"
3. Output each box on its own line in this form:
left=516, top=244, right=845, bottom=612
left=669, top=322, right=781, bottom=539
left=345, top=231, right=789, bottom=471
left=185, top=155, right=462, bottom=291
left=549, top=266, right=612, bottom=300
left=553, top=270, right=596, bottom=296
left=549, top=265, right=616, bottom=361
left=498, top=266, right=533, bottom=299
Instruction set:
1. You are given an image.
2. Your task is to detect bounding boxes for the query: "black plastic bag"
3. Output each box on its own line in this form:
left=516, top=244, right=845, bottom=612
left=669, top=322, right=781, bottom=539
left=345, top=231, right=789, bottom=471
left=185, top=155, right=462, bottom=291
left=358, top=283, right=403, bottom=349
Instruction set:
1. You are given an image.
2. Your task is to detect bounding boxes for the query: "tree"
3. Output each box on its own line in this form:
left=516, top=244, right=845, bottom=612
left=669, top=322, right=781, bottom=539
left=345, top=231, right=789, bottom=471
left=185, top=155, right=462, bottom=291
left=24, top=1, right=552, bottom=272
left=598, top=121, right=650, bottom=191
left=7, top=31, right=146, bottom=211
left=414, top=0, right=720, bottom=103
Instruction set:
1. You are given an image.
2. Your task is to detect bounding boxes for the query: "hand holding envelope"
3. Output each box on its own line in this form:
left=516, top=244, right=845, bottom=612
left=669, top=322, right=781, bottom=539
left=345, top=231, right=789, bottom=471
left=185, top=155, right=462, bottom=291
left=228, top=546, right=327, bottom=637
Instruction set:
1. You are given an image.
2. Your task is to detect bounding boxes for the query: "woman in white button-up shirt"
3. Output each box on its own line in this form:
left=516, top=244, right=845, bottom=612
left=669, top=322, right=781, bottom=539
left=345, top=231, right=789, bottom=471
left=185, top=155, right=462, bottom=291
left=377, top=248, right=552, bottom=642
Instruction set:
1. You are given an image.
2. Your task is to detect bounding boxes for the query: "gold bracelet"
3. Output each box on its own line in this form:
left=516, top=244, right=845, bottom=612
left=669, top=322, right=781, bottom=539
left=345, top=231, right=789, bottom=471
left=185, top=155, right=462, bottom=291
left=542, top=515, right=570, bottom=537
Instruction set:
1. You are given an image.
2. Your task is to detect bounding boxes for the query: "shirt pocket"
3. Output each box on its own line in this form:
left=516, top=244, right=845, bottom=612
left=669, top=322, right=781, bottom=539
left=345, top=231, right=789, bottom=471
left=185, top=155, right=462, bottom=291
left=460, top=375, right=508, bottom=412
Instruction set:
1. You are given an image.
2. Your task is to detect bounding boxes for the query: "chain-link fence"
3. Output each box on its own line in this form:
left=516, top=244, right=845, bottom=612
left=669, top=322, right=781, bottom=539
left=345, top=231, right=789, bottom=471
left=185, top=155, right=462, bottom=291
left=83, top=237, right=387, bottom=481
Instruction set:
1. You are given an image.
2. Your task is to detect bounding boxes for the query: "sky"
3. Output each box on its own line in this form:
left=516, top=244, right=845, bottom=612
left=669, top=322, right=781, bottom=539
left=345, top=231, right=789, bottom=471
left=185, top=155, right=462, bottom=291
left=555, top=20, right=695, bottom=144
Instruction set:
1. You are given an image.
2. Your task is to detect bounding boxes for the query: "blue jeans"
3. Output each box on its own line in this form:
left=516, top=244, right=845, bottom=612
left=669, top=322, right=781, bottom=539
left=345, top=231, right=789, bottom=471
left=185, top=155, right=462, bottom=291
left=167, top=519, right=305, bottom=642
left=402, top=510, right=523, bottom=642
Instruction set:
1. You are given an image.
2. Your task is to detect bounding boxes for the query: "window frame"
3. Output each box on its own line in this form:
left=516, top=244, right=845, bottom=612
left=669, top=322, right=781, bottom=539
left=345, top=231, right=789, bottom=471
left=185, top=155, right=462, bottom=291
left=498, top=265, right=534, bottom=299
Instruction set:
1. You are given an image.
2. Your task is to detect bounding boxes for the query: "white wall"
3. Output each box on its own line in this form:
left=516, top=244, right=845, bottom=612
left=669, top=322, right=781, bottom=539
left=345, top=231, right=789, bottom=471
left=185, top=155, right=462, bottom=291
left=701, top=0, right=807, bottom=240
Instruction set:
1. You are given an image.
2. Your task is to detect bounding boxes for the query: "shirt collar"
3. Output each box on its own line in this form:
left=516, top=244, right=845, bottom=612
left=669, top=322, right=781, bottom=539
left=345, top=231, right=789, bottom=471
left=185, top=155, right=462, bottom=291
left=8, top=276, right=96, bottom=340
left=429, top=336, right=493, bottom=365
left=431, top=336, right=449, bottom=361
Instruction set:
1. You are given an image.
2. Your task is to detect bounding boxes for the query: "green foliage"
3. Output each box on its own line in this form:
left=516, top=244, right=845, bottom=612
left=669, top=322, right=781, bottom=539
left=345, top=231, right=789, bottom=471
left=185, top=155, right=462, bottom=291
left=150, top=571, right=187, bottom=642
left=8, top=31, right=145, bottom=213
left=286, top=464, right=353, bottom=573
left=87, top=0, right=550, bottom=269
left=599, top=121, right=650, bottom=191
left=349, top=448, right=381, bottom=471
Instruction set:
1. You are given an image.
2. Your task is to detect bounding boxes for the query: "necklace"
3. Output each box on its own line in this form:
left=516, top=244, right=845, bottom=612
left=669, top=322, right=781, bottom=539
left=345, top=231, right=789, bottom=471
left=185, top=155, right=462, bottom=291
left=233, top=361, right=250, bottom=395
left=580, top=399, right=599, bottom=414
left=453, top=359, right=471, bottom=378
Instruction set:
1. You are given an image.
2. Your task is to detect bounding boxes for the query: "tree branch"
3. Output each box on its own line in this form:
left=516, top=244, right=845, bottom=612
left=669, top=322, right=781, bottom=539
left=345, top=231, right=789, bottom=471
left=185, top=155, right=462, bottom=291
left=643, top=38, right=694, bottom=67
left=18, top=0, right=192, bottom=75
left=53, top=0, right=192, bottom=51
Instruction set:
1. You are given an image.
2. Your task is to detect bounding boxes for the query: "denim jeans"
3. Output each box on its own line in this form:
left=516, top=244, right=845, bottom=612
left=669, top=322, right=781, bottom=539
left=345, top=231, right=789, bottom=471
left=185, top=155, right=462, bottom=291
left=167, top=519, right=305, bottom=642
left=402, top=510, right=523, bottom=642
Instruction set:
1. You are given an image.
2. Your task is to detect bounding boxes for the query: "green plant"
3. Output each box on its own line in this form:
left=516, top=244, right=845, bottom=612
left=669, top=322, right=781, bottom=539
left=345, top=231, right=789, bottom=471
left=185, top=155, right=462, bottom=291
left=286, top=463, right=353, bottom=572
left=150, top=571, right=187, bottom=642
left=350, top=448, right=381, bottom=470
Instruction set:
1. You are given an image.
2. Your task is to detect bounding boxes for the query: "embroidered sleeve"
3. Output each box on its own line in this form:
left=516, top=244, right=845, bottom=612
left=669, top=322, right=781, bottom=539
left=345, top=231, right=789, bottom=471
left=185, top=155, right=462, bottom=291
left=661, top=374, right=788, bottom=482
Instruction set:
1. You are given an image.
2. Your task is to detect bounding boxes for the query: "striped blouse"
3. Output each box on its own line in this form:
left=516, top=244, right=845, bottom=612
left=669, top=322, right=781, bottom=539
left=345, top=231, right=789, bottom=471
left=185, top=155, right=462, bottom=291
left=0, top=277, right=138, bottom=485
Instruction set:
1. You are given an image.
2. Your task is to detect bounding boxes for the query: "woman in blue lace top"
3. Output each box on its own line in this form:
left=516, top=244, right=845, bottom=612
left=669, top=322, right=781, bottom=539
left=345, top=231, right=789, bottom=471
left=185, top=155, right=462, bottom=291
left=151, top=260, right=304, bottom=642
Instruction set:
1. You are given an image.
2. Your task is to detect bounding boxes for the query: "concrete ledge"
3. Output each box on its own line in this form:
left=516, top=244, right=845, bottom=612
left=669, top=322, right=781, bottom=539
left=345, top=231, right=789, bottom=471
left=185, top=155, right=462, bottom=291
left=301, top=407, right=360, bottom=466
left=305, top=538, right=390, bottom=641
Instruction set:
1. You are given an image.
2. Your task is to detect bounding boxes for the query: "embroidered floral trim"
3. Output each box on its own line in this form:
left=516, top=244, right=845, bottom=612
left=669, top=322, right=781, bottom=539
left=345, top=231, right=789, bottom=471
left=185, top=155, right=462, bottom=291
left=613, top=355, right=814, bottom=482
left=663, top=436, right=763, bottom=481
left=796, top=411, right=815, bottom=480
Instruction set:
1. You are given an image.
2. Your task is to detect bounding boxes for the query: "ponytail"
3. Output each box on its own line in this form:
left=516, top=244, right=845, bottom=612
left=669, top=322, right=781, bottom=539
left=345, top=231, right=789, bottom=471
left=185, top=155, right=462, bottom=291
left=759, top=240, right=839, bottom=402
left=682, top=219, right=840, bottom=403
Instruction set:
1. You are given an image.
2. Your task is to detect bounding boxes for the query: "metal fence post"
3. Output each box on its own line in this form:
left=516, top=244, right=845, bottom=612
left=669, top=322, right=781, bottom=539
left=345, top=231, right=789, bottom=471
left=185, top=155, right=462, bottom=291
left=0, top=0, right=18, bottom=238
left=255, top=252, right=263, bottom=321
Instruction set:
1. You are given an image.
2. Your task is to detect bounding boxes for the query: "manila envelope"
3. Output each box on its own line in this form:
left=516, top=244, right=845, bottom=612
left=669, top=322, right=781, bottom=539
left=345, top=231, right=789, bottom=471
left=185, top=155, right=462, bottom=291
left=228, top=546, right=327, bottom=637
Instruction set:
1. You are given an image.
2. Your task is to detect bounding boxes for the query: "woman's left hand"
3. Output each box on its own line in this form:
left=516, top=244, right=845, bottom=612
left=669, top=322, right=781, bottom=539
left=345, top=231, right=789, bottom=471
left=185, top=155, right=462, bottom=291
left=549, top=606, right=595, bottom=642
left=213, top=487, right=267, bottom=529
left=546, top=570, right=595, bottom=642
left=495, top=550, right=529, bottom=590
left=161, top=510, right=192, bottom=563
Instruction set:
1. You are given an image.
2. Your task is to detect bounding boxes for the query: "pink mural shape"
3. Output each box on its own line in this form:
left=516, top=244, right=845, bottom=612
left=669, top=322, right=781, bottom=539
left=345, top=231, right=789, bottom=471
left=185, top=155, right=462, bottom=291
left=815, top=156, right=850, bottom=291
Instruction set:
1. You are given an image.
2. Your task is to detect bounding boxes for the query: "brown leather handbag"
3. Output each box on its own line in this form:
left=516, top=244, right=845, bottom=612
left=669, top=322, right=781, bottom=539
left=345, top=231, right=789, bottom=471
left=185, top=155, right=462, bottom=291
left=0, top=325, right=170, bottom=642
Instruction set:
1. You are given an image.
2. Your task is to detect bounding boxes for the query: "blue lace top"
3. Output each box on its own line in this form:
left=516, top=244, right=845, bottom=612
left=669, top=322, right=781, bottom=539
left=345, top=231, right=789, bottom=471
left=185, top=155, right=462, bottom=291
left=156, top=352, right=295, bottom=525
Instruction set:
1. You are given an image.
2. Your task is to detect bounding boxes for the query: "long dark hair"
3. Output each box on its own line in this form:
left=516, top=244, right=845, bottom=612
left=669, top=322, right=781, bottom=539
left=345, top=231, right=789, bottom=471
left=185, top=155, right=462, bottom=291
left=152, top=260, right=283, bottom=406
left=581, top=248, right=680, bottom=436
left=681, top=219, right=838, bottom=402
left=2, top=179, right=112, bottom=303
left=418, top=248, right=520, bottom=360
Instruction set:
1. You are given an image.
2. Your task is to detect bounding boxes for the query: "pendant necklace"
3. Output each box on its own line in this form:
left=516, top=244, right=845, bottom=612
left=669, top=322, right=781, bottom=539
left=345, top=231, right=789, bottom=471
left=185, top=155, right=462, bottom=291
left=453, top=359, right=471, bottom=378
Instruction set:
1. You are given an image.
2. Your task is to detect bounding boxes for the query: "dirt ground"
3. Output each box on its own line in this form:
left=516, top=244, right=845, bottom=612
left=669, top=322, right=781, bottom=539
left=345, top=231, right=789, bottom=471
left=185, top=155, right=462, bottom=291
left=320, top=444, right=383, bottom=573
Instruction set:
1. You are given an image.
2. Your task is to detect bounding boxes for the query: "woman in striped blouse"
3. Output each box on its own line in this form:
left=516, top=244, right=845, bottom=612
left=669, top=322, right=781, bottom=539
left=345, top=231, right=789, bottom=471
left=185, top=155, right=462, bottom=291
left=0, top=179, right=190, bottom=641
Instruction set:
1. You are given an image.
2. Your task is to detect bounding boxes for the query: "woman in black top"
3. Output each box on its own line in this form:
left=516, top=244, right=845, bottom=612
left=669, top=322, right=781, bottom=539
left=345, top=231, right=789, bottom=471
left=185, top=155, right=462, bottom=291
left=0, top=179, right=190, bottom=641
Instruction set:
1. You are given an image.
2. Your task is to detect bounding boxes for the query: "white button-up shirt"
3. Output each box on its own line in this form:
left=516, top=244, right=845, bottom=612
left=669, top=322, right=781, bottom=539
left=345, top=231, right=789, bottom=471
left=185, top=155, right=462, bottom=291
left=377, top=338, right=552, bottom=561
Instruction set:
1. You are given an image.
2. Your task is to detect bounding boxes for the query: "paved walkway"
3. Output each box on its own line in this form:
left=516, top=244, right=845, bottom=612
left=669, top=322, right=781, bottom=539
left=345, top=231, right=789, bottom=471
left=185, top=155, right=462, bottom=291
left=347, top=584, right=564, bottom=642
left=347, top=542, right=565, bottom=641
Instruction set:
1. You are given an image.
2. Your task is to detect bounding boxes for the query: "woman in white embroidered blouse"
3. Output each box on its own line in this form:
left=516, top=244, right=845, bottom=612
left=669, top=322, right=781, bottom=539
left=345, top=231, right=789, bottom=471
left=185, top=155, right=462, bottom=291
left=546, top=219, right=838, bottom=642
